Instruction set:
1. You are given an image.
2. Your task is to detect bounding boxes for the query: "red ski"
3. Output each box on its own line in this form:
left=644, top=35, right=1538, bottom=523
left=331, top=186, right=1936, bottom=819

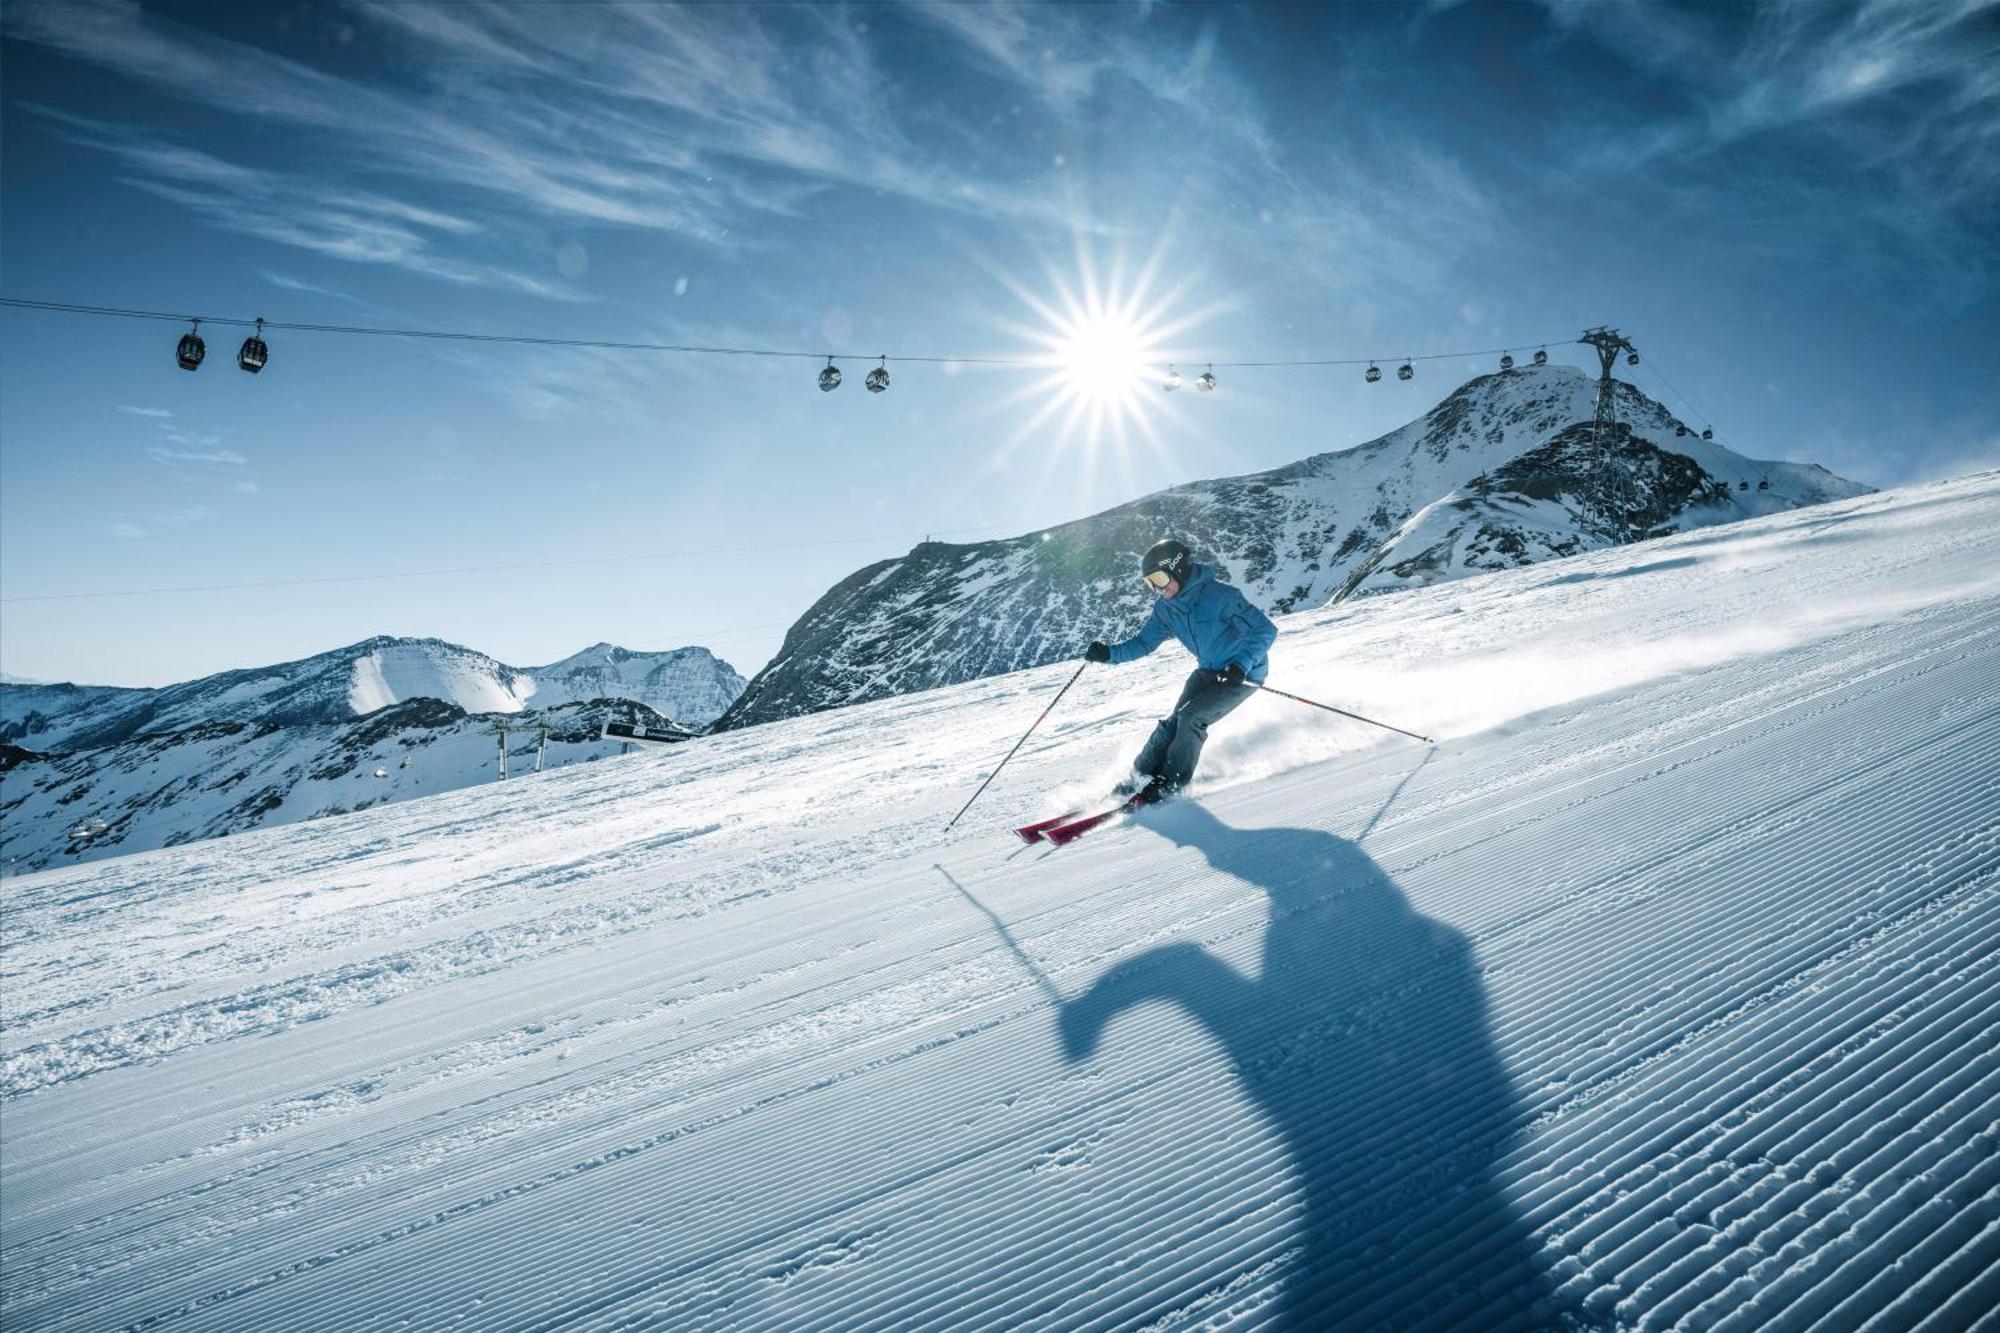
left=1015, top=811, right=1082, bottom=844
left=1044, top=791, right=1158, bottom=847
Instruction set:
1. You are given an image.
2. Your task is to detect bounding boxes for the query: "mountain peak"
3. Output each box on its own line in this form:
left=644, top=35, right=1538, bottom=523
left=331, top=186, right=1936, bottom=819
left=717, top=367, right=1869, bottom=731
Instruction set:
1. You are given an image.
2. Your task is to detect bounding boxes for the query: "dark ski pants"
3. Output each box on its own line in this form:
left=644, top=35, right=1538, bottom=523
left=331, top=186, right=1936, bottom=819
left=1134, top=668, right=1256, bottom=792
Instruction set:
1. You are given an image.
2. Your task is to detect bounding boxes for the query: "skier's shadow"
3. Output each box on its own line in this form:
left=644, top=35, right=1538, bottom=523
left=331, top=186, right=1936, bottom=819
left=1058, top=803, right=1559, bottom=1330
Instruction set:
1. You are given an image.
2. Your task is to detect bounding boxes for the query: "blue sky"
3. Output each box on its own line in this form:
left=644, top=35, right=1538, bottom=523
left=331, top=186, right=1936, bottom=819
left=3, top=0, right=1996, bottom=688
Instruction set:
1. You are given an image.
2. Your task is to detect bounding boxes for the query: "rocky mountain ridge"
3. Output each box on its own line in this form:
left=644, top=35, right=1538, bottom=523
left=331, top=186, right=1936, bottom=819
left=0, top=695, right=687, bottom=873
left=716, top=364, right=1869, bottom=730
left=1, top=636, right=744, bottom=751
left=0, top=637, right=742, bottom=872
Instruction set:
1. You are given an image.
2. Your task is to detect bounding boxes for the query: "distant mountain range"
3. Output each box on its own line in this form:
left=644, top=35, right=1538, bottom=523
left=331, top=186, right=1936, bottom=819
left=0, top=638, right=744, bottom=872
left=716, top=364, right=1870, bottom=730
left=2, top=363, right=1875, bottom=871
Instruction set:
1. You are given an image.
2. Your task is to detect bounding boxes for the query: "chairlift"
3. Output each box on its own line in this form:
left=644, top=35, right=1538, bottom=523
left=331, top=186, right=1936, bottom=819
left=1702, top=427, right=1714, bottom=441
left=1163, top=365, right=1182, bottom=392
left=1626, top=350, right=1640, bottom=366
left=1364, top=363, right=1381, bottom=384
left=176, top=320, right=205, bottom=372
left=818, top=358, right=841, bottom=392
left=237, top=318, right=269, bottom=374
left=1533, top=347, right=1549, bottom=366
left=1196, top=365, right=1216, bottom=392
left=1675, top=424, right=1688, bottom=437
left=1757, top=478, right=1769, bottom=491
left=865, top=357, right=889, bottom=393
left=1396, top=361, right=1414, bottom=381
left=1499, top=353, right=1515, bottom=372
left=1738, top=480, right=1749, bottom=491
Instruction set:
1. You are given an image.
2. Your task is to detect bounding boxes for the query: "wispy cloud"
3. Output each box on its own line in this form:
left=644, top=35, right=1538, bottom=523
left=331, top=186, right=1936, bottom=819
left=4, top=0, right=1518, bottom=335
left=98, top=504, right=221, bottom=539
left=148, top=445, right=246, bottom=465
left=20, top=104, right=571, bottom=298
left=1536, top=0, right=2000, bottom=299
left=260, top=271, right=366, bottom=305
left=4, top=0, right=1094, bottom=284
left=118, top=405, right=172, bottom=418
left=914, top=4, right=1502, bottom=305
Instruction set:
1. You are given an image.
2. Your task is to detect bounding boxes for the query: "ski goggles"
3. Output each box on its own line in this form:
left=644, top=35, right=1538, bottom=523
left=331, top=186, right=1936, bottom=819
left=1143, top=569, right=1174, bottom=589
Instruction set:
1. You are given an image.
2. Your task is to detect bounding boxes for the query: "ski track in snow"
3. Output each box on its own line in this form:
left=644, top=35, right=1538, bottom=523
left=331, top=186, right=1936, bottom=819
left=2, top=475, right=1997, bottom=1330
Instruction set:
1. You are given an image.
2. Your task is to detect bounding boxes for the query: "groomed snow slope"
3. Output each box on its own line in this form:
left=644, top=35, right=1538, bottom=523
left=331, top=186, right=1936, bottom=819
left=3, top=474, right=1996, bottom=1331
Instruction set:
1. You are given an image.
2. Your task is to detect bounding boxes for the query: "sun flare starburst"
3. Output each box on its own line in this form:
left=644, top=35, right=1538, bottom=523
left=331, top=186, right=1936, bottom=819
left=971, top=239, right=1227, bottom=503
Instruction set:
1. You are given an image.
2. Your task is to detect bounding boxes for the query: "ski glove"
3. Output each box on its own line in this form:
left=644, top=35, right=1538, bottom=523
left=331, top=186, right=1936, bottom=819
left=1214, top=663, right=1246, bottom=687
left=1085, top=641, right=1112, bottom=664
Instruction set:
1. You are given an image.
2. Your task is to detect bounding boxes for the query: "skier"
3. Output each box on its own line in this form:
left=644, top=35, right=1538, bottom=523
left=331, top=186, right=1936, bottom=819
left=1085, top=539, right=1277, bottom=803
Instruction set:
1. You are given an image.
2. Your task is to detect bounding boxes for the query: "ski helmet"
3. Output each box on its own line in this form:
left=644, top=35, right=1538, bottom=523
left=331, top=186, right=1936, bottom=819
left=1141, top=539, right=1192, bottom=587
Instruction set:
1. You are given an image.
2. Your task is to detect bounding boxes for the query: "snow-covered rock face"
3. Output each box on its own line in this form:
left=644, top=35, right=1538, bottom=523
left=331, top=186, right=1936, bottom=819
left=524, top=643, right=745, bottom=728
left=0, top=696, right=694, bottom=873
left=0, top=638, right=743, bottom=871
left=717, top=365, right=1871, bottom=731
left=0, top=638, right=744, bottom=752
left=346, top=641, right=536, bottom=717
left=0, top=637, right=526, bottom=752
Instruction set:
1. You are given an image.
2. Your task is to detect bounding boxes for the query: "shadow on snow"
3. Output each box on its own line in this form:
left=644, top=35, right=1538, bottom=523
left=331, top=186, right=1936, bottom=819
left=1059, top=801, right=1571, bottom=1330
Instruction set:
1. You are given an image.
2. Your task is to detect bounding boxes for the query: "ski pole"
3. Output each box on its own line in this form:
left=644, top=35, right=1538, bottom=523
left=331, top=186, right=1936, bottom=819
left=1251, top=681, right=1435, bottom=745
left=946, top=661, right=1090, bottom=830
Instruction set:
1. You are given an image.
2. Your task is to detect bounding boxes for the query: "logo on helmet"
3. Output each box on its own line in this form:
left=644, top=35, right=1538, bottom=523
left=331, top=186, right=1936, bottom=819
left=1142, top=539, right=1192, bottom=590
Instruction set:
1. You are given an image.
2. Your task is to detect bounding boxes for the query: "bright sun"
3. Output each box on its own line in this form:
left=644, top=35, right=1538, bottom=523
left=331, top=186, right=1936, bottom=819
left=1055, top=312, right=1151, bottom=406
left=962, top=239, right=1227, bottom=508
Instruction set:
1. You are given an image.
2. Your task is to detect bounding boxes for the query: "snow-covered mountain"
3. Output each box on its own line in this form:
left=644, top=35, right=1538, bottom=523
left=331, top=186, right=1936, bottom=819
left=0, top=681, right=148, bottom=749
left=525, top=642, right=745, bottom=727
left=0, top=637, right=744, bottom=871
left=0, top=695, right=686, bottom=873
left=0, top=636, right=743, bottom=752
left=2, top=474, right=1992, bottom=1329
left=718, top=364, right=1868, bottom=730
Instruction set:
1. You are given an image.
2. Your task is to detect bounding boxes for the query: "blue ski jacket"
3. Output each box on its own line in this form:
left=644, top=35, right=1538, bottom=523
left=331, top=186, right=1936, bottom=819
left=1107, top=564, right=1277, bottom=682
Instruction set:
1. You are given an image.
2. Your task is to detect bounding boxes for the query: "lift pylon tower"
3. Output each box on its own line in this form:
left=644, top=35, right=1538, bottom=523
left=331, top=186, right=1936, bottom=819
left=1578, top=326, right=1640, bottom=541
